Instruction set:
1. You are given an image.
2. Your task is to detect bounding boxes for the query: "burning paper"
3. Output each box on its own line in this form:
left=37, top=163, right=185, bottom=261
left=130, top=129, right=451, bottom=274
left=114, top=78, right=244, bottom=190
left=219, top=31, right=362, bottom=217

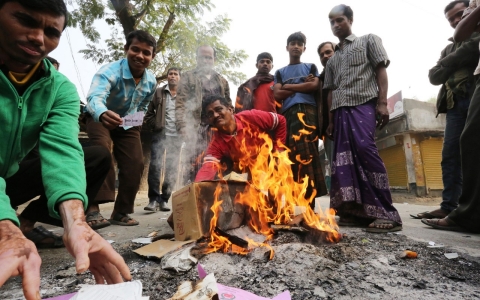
left=197, top=264, right=291, bottom=300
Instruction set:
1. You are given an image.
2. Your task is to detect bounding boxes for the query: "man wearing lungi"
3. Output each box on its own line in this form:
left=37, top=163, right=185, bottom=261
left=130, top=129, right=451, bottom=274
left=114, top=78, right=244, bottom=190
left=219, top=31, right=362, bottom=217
left=324, top=4, right=402, bottom=232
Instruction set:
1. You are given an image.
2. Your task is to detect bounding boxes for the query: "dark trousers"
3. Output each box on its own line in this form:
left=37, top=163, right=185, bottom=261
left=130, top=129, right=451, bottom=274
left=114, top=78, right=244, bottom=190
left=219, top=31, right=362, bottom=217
left=148, top=132, right=183, bottom=203
left=86, top=116, right=144, bottom=214
left=449, top=75, right=480, bottom=232
left=6, top=146, right=111, bottom=227
left=441, top=93, right=470, bottom=212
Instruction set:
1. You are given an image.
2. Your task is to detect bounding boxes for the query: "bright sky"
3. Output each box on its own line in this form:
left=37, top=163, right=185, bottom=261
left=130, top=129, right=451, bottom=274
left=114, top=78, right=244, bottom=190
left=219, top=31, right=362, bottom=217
left=51, top=0, right=457, bottom=102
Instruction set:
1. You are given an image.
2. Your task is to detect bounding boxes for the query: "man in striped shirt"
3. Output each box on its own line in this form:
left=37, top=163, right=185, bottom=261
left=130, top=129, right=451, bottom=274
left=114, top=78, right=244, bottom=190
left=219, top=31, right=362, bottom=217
left=324, top=4, right=402, bottom=233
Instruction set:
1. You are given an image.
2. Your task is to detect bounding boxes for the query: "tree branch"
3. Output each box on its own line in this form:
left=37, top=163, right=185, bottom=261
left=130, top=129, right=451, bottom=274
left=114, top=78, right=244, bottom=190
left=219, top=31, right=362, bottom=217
left=133, top=0, right=152, bottom=28
left=110, top=0, right=136, bottom=37
left=156, top=10, right=176, bottom=53
left=156, top=74, right=167, bottom=82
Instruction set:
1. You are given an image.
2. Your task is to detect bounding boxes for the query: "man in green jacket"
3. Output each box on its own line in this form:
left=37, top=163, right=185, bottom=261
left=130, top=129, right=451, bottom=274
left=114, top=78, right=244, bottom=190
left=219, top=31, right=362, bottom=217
left=0, top=0, right=131, bottom=298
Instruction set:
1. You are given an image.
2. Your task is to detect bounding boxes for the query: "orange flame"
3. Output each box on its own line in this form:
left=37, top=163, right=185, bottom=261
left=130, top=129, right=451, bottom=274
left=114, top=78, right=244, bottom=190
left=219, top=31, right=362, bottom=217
left=204, top=113, right=341, bottom=257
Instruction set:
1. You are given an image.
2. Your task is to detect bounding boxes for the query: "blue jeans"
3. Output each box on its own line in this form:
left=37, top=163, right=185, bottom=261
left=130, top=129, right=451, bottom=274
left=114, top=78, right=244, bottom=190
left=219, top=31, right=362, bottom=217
left=147, top=132, right=183, bottom=203
left=441, top=94, right=470, bottom=212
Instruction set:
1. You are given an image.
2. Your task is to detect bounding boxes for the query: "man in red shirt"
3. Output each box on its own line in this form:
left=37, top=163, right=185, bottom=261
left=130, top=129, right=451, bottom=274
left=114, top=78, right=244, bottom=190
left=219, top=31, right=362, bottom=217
left=235, top=52, right=277, bottom=113
left=196, top=95, right=286, bottom=181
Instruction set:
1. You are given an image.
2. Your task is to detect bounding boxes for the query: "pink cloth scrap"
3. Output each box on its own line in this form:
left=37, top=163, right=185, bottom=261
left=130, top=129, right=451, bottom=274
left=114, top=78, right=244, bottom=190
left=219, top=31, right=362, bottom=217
left=198, top=264, right=291, bottom=300
left=44, top=293, right=77, bottom=300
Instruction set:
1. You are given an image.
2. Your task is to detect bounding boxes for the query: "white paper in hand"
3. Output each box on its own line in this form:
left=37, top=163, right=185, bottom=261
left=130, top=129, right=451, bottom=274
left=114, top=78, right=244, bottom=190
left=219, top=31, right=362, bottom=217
left=120, top=111, right=145, bottom=127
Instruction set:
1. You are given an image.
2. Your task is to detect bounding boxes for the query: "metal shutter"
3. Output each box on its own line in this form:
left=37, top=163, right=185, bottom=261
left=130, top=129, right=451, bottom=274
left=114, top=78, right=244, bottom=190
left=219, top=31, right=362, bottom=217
left=379, top=145, right=408, bottom=188
left=420, top=138, right=444, bottom=190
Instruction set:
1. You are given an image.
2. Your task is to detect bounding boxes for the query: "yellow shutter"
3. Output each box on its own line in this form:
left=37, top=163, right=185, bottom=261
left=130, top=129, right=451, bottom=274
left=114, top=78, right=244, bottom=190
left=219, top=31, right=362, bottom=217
left=420, top=138, right=444, bottom=190
left=379, top=145, right=408, bottom=188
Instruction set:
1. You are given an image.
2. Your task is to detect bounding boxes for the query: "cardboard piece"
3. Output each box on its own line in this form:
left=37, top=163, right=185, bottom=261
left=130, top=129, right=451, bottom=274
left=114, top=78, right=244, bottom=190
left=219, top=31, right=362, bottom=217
left=172, top=181, right=254, bottom=241
left=133, top=239, right=194, bottom=259
left=197, top=265, right=291, bottom=300
left=226, top=226, right=267, bottom=245
left=222, top=171, right=248, bottom=181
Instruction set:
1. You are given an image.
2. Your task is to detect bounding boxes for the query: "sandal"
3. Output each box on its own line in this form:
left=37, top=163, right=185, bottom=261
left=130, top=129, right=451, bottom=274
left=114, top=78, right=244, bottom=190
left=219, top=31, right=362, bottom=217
left=109, top=212, right=139, bottom=226
left=366, top=219, right=402, bottom=233
left=410, top=209, right=448, bottom=220
left=421, top=217, right=463, bottom=232
left=24, top=226, right=64, bottom=248
left=86, top=211, right=111, bottom=230
left=338, top=216, right=370, bottom=227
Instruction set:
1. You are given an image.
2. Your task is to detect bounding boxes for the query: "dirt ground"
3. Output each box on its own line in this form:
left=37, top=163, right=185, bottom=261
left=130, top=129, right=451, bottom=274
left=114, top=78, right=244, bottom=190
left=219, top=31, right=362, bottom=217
left=2, top=193, right=479, bottom=300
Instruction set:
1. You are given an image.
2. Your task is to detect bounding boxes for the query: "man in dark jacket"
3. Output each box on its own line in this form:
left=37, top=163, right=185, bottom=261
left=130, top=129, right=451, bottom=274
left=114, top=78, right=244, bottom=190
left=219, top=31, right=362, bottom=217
left=144, top=67, right=182, bottom=211
left=175, top=45, right=231, bottom=180
left=414, top=0, right=480, bottom=220
left=235, top=52, right=276, bottom=113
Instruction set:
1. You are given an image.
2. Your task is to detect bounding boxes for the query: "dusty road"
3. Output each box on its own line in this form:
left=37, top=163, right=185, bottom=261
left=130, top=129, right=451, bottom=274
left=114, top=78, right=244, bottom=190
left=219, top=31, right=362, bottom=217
left=1, top=192, right=479, bottom=299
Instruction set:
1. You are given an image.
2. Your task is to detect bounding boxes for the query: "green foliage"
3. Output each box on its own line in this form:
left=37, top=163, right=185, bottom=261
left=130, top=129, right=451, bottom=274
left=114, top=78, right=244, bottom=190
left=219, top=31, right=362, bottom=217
left=68, top=0, right=247, bottom=85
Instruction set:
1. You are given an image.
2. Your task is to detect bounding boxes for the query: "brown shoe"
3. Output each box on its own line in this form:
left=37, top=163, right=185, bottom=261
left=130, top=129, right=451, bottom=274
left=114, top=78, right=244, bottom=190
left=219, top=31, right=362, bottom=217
left=410, top=208, right=448, bottom=219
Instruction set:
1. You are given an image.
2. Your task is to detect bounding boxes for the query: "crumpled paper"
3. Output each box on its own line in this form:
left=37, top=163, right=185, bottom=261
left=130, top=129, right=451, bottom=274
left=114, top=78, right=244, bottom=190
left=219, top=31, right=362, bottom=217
left=161, top=243, right=198, bottom=272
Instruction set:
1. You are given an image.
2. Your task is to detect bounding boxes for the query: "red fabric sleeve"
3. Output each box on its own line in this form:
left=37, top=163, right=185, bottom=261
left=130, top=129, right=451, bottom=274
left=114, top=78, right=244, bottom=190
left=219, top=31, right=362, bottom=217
left=236, top=110, right=287, bottom=150
left=195, top=159, right=218, bottom=181
left=194, top=135, right=224, bottom=182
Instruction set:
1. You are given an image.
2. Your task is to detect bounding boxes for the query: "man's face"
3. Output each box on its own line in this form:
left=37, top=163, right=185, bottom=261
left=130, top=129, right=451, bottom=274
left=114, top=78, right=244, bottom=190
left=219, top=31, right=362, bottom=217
left=167, top=69, right=180, bottom=86
left=319, top=44, right=335, bottom=67
left=329, top=12, right=352, bottom=40
left=286, top=40, right=305, bottom=58
left=0, top=2, right=64, bottom=69
left=124, top=38, right=155, bottom=76
left=205, top=100, right=234, bottom=130
left=256, top=58, right=273, bottom=74
left=196, top=46, right=215, bottom=72
left=446, top=2, right=467, bottom=29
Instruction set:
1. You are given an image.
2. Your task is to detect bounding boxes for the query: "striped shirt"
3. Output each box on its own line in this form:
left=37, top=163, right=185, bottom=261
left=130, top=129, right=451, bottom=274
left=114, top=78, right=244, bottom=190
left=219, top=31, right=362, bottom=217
left=86, top=58, right=156, bottom=124
left=324, top=34, right=389, bottom=110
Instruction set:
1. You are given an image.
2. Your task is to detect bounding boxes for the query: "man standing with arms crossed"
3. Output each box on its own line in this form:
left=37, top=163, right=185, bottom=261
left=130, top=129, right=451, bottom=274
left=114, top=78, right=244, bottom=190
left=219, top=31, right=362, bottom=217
left=413, top=0, right=479, bottom=220
left=273, top=32, right=327, bottom=203
left=0, top=0, right=131, bottom=298
left=324, top=4, right=402, bottom=232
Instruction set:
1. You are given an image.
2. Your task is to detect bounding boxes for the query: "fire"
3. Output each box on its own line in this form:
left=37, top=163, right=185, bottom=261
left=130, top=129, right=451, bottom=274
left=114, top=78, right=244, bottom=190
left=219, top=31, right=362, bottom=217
left=204, top=113, right=341, bottom=257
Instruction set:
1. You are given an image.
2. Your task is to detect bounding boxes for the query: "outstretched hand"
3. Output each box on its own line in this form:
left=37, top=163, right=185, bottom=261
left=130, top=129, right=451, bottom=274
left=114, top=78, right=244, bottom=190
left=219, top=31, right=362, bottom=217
left=0, top=220, right=41, bottom=300
left=60, top=200, right=131, bottom=284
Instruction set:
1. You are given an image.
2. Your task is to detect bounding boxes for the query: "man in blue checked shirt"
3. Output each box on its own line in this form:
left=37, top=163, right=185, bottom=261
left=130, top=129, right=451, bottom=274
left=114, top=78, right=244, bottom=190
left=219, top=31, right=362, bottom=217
left=85, top=30, right=157, bottom=228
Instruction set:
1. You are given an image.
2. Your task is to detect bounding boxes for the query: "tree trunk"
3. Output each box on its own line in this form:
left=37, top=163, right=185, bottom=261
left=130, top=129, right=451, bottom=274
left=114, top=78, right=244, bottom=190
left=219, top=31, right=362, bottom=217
left=110, top=0, right=136, bottom=37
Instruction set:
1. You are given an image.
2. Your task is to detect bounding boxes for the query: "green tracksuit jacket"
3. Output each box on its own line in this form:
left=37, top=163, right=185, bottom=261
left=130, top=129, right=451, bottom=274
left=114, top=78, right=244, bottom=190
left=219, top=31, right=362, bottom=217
left=0, top=59, right=87, bottom=226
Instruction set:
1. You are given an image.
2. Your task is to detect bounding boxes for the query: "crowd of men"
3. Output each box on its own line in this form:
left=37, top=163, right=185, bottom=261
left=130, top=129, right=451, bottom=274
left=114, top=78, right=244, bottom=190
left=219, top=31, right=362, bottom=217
left=1, top=0, right=480, bottom=298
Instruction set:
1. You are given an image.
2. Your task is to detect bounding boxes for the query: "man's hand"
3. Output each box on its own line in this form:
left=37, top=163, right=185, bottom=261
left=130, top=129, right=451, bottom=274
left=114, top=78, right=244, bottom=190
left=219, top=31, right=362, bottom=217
left=59, top=200, right=131, bottom=284
left=100, top=110, right=123, bottom=130
left=326, top=122, right=335, bottom=141
left=0, top=220, right=41, bottom=300
left=304, top=74, right=316, bottom=82
left=376, top=102, right=389, bottom=129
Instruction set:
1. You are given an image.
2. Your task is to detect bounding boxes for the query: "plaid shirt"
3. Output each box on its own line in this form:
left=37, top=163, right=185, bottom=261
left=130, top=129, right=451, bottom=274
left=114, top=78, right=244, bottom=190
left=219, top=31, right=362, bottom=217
left=86, top=58, right=156, bottom=125
left=324, top=34, right=389, bottom=110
